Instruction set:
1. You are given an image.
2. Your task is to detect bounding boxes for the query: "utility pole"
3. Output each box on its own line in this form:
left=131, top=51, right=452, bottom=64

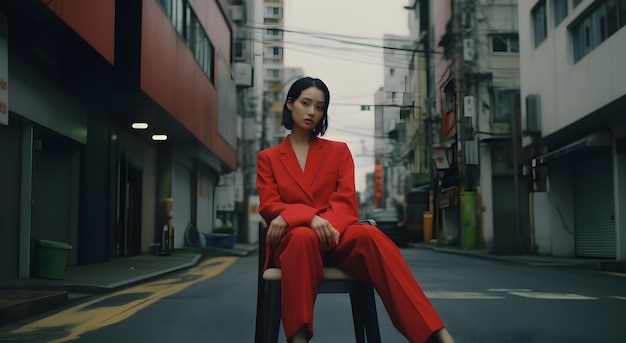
left=455, top=0, right=466, bottom=192
left=455, top=0, right=478, bottom=249
left=456, top=0, right=477, bottom=191
left=454, top=0, right=467, bottom=248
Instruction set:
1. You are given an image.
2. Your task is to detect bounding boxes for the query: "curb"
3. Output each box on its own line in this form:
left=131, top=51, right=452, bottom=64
left=409, top=242, right=620, bottom=270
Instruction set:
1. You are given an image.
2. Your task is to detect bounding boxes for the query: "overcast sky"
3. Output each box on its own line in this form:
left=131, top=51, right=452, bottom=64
left=283, top=0, right=410, bottom=194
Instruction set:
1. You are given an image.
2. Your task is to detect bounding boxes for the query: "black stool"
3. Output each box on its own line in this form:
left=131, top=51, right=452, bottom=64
left=254, top=221, right=381, bottom=343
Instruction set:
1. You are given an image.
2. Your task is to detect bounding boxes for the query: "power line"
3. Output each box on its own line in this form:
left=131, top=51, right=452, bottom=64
left=240, top=23, right=409, bottom=44
left=238, top=24, right=442, bottom=55
left=283, top=44, right=388, bottom=68
left=246, top=36, right=414, bottom=67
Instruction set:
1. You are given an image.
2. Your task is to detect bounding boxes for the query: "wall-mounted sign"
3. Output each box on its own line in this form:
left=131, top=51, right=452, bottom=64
left=432, top=147, right=450, bottom=169
left=215, top=186, right=235, bottom=211
left=463, top=95, right=475, bottom=118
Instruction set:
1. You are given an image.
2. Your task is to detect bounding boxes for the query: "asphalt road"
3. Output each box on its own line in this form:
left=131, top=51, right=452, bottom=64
left=1, top=247, right=625, bottom=342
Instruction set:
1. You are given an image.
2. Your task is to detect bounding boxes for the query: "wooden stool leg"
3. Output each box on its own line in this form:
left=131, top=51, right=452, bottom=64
left=362, top=285, right=381, bottom=343
left=350, top=284, right=381, bottom=343
left=350, top=289, right=366, bottom=343
left=264, top=280, right=281, bottom=342
left=255, top=282, right=267, bottom=342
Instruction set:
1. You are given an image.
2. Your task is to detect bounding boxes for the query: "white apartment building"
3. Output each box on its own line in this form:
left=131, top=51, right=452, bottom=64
left=375, top=34, right=412, bottom=209
left=261, top=0, right=286, bottom=150
left=519, top=0, right=626, bottom=260
left=227, top=0, right=267, bottom=243
left=471, top=0, right=524, bottom=253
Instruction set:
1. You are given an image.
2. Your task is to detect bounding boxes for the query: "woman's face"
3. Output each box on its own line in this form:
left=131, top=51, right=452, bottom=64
left=287, top=86, right=326, bottom=132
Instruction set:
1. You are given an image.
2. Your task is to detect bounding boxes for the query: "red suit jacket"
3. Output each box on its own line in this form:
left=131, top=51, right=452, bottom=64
left=256, top=135, right=445, bottom=342
left=256, top=135, right=359, bottom=234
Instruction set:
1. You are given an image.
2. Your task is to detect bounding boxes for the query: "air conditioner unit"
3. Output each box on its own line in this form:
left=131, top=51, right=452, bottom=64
left=525, top=94, right=541, bottom=135
left=233, top=62, right=253, bottom=87
left=229, top=5, right=243, bottom=22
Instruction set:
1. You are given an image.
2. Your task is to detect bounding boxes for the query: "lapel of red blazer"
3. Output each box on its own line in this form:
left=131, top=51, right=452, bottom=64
left=304, top=137, right=324, bottom=185
left=277, top=136, right=325, bottom=203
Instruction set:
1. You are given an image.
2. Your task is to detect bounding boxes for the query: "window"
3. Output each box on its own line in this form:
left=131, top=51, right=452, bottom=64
left=622, top=0, right=626, bottom=27
left=604, top=1, right=619, bottom=38
left=399, top=106, right=411, bottom=120
left=572, top=0, right=626, bottom=62
left=157, top=0, right=185, bottom=37
left=554, top=0, right=568, bottom=26
left=187, top=8, right=214, bottom=82
left=493, top=89, right=519, bottom=123
left=491, top=33, right=519, bottom=53
left=271, top=91, right=281, bottom=102
left=264, top=47, right=282, bottom=58
left=266, top=28, right=282, bottom=38
left=573, top=17, right=592, bottom=60
left=264, top=91, right=281, bottom=103
left=532, top=1, right=548, bottom=47
left=573, top=0, right=583, bottom=7
left=266, top=6, right=282, bottom=18
left=234, top=40, right=245, bottom=60
left=266, top=69, right=280, bottom=80
left=157, top=0, right=215, bottom=82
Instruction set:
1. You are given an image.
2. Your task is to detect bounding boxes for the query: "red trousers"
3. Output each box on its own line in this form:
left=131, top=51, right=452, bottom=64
left=271, top=224, right=445, bottom=342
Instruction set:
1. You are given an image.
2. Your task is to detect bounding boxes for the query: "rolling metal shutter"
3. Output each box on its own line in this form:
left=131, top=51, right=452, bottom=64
left=574, top=153, right=616, bottom=258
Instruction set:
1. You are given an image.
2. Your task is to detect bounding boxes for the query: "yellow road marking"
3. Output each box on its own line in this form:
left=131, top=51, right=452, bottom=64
left=10, top=256, right=238, bottom=342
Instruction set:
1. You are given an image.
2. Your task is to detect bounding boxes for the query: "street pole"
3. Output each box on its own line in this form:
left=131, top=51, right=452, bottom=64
left=455, top=0, right=467, bottom=247
left=511, top=92, right=524, bottom=253
left=455, top=0, right=480, bottom=248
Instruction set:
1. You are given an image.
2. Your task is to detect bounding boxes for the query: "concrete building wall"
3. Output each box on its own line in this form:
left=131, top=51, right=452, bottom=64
left=519, top=0, right=626, bottom=139
left=519, top=0, right=626, bottom=260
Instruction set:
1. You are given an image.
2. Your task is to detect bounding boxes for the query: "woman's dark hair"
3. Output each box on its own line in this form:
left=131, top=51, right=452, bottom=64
left=281, top=77, right=330, bottom=136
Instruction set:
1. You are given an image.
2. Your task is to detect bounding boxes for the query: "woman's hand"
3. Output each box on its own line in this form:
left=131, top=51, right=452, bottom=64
left=310, top=215, right=340, bottom=250
left=267, top=215, right=289, bottom=248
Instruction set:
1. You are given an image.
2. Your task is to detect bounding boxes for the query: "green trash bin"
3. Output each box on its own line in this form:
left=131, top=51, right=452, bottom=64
left=32, top=239, right=73, bottom=280
left=461, top=192, right=477, bottom=250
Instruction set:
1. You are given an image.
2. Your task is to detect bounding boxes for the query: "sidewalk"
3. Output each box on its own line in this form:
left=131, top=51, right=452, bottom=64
left=412, top=242, right=626, bottom=271
left=0, top=243, right=258, bottom=325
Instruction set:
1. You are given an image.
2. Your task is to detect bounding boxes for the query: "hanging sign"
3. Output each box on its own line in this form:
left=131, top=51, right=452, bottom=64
left=432, top=147, right=450, bottom=169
